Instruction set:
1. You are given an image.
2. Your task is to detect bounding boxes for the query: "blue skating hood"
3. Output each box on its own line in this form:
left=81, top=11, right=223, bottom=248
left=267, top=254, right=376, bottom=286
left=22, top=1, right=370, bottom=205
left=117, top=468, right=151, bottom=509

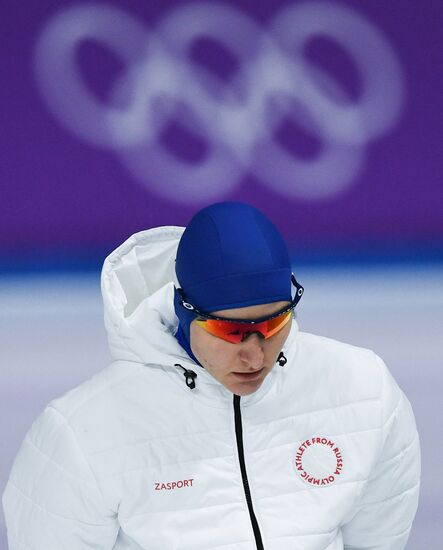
left=173, top=202, right=292, bottom=362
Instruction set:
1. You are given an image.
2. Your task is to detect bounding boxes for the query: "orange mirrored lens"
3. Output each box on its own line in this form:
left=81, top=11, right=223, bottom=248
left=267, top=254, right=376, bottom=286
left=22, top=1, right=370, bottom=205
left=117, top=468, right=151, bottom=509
left=195, top=311, right=292, bottom=343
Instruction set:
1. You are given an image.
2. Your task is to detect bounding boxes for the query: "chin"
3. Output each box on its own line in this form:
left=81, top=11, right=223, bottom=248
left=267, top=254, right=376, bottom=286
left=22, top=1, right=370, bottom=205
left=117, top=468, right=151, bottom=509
left=235, top=388, right=259, bottom=397
left=230, top=380, right=263, bottom=396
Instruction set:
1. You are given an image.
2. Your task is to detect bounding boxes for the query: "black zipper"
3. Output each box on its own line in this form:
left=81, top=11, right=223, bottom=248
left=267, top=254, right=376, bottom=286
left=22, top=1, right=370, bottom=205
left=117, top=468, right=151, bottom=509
left=233, top=394, right=264, bottom=550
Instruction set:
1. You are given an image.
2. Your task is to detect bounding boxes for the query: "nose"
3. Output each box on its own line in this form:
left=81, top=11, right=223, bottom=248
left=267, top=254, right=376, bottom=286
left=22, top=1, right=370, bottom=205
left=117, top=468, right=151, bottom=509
left=238, top=332, right=265, bottom=369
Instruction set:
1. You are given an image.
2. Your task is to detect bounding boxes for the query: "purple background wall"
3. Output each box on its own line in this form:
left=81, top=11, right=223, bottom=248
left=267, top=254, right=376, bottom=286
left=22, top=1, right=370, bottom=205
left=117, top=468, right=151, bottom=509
left=2, top=0, right=442, bottom=269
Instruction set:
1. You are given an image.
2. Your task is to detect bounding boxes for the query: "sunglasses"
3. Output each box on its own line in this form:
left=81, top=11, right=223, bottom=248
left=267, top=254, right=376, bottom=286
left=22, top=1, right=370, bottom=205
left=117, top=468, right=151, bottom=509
left=176, top=274, right=304, bottom=344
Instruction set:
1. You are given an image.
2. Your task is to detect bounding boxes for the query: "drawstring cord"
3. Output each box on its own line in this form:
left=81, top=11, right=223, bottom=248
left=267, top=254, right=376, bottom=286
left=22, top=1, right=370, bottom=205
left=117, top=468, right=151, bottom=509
left=175, top=364, right=197, bottom=390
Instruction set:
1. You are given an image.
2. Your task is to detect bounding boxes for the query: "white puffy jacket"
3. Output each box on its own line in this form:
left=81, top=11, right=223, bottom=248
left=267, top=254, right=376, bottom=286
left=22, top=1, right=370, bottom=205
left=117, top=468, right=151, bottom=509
left=2, top=227, right=421, bottom=550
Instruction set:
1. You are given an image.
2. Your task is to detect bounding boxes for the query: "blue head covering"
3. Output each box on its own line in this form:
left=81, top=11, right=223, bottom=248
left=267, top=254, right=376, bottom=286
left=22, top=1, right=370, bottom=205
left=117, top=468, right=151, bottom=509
left=173, top=201, right=292, bottom=364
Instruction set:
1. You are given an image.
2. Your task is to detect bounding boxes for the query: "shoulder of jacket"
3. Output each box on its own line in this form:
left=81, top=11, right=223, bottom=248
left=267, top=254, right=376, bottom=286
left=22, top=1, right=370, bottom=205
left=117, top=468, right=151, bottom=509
left=298, top=330, right=375, bottom=358
left=48, top=360, right=145, bottom=421
left=294, top=331, right=393, bottom=404
left=18, top=361, right=176, bottom=486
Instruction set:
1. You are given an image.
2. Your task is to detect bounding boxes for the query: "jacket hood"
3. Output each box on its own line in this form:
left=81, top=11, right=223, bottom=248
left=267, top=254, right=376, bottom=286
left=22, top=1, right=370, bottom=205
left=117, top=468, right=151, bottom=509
left=101, top=226, right=299, bottom=398
left=101, top=226, right=190, bottom=368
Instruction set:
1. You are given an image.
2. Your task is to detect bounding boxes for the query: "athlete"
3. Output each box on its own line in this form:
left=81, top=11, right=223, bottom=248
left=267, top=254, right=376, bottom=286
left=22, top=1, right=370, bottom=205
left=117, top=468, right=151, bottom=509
left=3, top=202, right=420, bottom=549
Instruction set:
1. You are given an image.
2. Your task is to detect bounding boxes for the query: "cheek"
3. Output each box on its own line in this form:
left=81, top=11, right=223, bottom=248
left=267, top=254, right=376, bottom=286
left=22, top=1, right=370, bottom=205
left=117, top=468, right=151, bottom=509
left=190, top=323, right=236, bottom=368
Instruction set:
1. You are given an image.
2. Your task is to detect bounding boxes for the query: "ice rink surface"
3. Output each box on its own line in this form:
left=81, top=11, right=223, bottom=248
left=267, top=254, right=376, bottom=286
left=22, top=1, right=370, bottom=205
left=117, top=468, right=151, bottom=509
left=1, top=265, right=442, bottom=549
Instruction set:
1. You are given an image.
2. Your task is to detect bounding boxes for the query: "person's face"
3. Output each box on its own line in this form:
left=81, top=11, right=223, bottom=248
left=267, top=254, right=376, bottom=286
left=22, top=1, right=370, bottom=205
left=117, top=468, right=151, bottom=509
left=190, top=300, right=292, bottom=396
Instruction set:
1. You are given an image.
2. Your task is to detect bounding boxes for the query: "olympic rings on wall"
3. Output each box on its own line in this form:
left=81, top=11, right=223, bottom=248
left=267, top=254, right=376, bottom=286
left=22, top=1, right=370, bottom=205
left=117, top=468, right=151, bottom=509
left=34, top=2, right=404, bottom=202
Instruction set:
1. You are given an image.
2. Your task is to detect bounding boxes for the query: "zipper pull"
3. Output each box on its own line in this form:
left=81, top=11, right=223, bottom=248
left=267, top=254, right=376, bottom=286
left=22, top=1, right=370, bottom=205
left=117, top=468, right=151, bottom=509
left=277, top=351, right=287, bottom=366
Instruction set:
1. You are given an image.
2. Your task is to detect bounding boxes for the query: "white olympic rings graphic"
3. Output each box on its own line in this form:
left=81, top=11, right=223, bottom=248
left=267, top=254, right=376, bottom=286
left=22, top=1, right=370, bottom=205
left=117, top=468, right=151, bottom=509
left=34, top=1, right=405, bottom=202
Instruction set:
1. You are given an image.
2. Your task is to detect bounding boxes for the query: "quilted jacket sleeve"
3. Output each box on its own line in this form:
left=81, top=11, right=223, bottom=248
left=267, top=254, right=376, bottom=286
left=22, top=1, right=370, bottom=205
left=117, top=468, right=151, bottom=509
left=2, top=405, right=119, bottom=549
left=342, top=356, right=421, bottom=550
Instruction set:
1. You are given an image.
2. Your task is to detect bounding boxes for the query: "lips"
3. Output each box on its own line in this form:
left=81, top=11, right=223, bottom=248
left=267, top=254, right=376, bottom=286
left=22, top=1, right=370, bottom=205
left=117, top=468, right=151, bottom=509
left=232, top=368, right=264, bottom=381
